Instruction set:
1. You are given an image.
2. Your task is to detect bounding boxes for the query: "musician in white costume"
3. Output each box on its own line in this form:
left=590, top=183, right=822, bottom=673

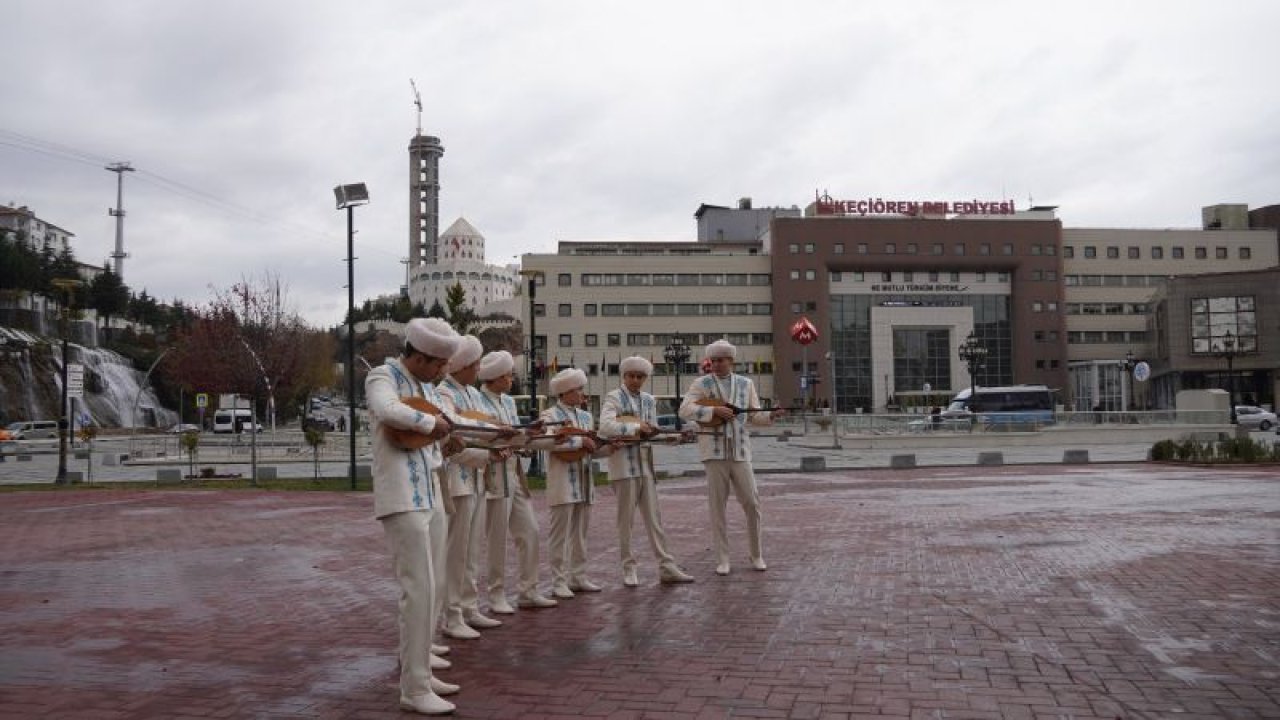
left=365, top=318, right=463, bottom=715
left=477, top=350, right=559, bottom=611
left=677, top=339, right=783, bottom=576
left=542, top=368, right=609, bottom=598
left=599, top=356, right=695, bottom=587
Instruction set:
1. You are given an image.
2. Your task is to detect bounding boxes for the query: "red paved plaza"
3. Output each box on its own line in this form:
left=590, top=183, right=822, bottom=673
left=1, top=464, right=1278, bottom=719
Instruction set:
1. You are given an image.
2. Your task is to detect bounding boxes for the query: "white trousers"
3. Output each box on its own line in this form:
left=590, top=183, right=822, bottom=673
left=703, top=460, right=763, bottom=566
left=445, top=490, right=485, bottom=625
left=381, top=510, right=440, bottom=698
left=547, top=501, right=591, bottom=587
left=428, top=499, right=447, bottom=630
left=615, top=474, right=677, bottom=574
left=486, top=489, right=541, bottom=600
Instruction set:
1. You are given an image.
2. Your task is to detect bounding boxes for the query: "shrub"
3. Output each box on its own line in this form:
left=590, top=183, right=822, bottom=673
left=1149, top=439, right=1177, bottom=461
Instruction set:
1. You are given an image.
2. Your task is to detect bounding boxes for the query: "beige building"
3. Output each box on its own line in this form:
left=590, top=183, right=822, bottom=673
left=521, top=241, right=775, bottom=412
left=1062, top=207, right=1278, bottom=410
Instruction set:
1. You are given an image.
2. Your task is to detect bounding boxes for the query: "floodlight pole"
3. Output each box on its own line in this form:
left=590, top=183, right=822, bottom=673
left=335, top=183, right=369, bottom=490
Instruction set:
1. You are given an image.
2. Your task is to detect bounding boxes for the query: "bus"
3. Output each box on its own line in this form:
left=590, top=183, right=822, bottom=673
left=946, top=385, right=1057, bottom=427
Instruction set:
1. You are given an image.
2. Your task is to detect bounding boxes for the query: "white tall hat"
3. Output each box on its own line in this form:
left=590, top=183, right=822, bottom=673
left=478, top=350, right=515, bottom=381
left=405, top=318, right=459, bottom=359
left=446, top=335, right=484, bottom=373
left=704, top=339, right=737, bottom=360
left=549, top=367, right=588, bottom=396
left=619, top=356, right=653, bottom=377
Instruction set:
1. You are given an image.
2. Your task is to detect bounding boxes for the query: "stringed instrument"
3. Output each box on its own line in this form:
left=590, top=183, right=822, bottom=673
left=385, top=397, right=517, bottom=451
left=549, top=426, right=610, bottom=463
left=692, top=397, right=780, bottom=428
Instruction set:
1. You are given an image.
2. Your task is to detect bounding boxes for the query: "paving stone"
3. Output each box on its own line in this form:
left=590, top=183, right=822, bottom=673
left=0, top=463, right=1276, bottom=717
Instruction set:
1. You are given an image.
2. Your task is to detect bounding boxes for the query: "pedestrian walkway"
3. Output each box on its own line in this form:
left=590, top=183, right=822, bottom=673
left=1, top=464, right=1276, bottom=718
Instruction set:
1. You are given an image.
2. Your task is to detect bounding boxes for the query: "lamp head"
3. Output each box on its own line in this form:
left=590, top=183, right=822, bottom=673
left=334, top=183, right=370, bottom=209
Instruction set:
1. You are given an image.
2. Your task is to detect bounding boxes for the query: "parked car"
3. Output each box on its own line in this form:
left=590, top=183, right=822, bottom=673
left=4, top=420, right=59, bottom=440
left=166, top=423, right=202, bottom=434
left=1234, top=405, right=1276, bottom=431
left=303, top=414, right=337, bottom=432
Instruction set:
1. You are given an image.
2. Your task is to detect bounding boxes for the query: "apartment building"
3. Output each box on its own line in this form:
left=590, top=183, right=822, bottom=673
left=1062, top=205, right=1278, bottom=410
left=520, top=241, right=774, bottom=412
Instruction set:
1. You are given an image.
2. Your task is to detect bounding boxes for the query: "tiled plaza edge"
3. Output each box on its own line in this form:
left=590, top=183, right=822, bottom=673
left=1, top=464, right=1277, bottom=719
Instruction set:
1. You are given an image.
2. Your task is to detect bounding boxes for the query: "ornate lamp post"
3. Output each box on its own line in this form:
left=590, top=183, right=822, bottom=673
left=1213, top=331, right=1239, bottom=425
left=957, top=331, right=988, bottom=403
left=334, top=182, right=369, bottom=490
left=1122, top=349, right=1136, bottom=412
left=519, top=269, right=543, bottom=475
left=663, top=335, right=690, bottom=411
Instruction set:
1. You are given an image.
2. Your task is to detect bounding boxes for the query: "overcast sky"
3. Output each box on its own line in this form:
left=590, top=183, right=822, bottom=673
left=3, top=1, right=1277, bottom=326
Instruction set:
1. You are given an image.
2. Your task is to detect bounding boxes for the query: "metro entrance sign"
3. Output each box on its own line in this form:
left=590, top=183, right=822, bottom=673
left=790, top=316, right=818, bottom=345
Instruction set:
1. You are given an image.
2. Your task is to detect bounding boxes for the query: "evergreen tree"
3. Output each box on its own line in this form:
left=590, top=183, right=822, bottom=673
left=427, top=299, right=447, bottom=319
left=89, top=268, right=130, bottom=329
left=445, top=282, right=473, bottom=334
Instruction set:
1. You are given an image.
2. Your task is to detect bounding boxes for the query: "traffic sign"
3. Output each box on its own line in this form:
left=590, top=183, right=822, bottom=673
left=66, top=363, right=84, bottom=399
left=196, top=393, right=209, bottom=409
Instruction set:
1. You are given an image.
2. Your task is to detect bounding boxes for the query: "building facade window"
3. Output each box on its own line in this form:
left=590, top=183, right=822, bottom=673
left=585, top=334, right=598, bottom=347
left=1107, top=247, right=1120, bottom=259
left=788, top=243, right=799, bottom=254
left=931, top=243, right=944, bottom=255
left=584, top=304, right=597, bottom=316
left=607, top=333, right=621, bottom=347
left=834, top=243, right=844, bottom=254
left=804, top=269, right=816, bottom=280
left=1195, top=247, right=1207, bottom=259
left=1190, top=296, right=1257, bottom=354
left=1240, top=247, right=1252, bottom=260
left=857, top=243, right=868, bottom=254
left=885, top=243, right=897, bottom=254
left=1216, top=247, right=1228, bottom=259
left=804, top=243, right=815, bottom=254
left=1063, top=246, right=1074, bottom=258
left=1128, top=247, right=1140, bottom=259
left=1152, top=247, right=1163, bottom=259
left=1084, top=246, right=1097, bottom=258
left=1172, top=247, right=1184, bottom=259
left=559, top=334, right=572, bottom=347
left=558, top=303, right=572, bottom=317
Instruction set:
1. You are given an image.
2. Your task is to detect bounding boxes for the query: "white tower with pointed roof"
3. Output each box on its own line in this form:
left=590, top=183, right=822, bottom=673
left=407, top=216, right=518, bottom=313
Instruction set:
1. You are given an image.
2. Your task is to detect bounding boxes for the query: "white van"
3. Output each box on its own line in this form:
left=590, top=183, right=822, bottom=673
left=5, top=420, right=60, bottom=440
left=212, top=409, right=262, bottom=434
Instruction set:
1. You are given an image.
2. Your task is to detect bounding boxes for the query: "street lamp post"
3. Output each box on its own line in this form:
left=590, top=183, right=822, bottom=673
left=51, top=278, right=83, bottom=485
left=335, top=183, right=369, bottom=490
left=1213, top=331, right=1239, bottom=425
left=1122, top=349, right=1136, bottom=413
left=520, top=269, right=542, bottom=476
left=825, top=350, right=840, bottom=449
left=663, top=335, right=690, bottom=412
left=957, top=331, right=987, bottom=428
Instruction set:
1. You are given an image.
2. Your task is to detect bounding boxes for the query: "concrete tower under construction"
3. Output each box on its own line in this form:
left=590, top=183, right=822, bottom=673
left=408, top=133, right=444, bottom=266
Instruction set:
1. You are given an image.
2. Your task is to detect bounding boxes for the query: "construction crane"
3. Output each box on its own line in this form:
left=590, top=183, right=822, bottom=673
left=409, top=79, right=423, bottom=136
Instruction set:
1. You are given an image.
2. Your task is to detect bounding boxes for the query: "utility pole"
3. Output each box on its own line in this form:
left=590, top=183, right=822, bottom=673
left=105, top=162, right=135, bottom=279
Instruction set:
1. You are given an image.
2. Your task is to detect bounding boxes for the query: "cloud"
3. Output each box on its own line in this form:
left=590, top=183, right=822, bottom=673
left=2, top=0, right=1277, bottom=325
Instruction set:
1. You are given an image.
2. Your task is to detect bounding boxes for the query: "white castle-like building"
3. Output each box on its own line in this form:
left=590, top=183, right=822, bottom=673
left=406, top=216, right=520, bottom=314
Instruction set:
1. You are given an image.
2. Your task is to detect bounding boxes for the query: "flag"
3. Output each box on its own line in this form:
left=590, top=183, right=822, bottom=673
left=550, top=355, right=559, bottom=374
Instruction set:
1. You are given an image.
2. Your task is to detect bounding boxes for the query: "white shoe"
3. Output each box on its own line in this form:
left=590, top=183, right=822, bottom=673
left=623, top=568, right=639, bottom=587
left=551, top=584, right=575, bottom=599
left=430, top=653, right=451, bottom=670
left=430, top=676, right=460, bottom=696
left=431, top=643, right=450, bottom=656
left=715, top=562, right=730, bottom=576
left=517, top=593, right=559, bottom=608
left=751, top=558, right=768, bottom=571
left=569, top=577, right=602, bottom=592
left=399, top=691, right=455, bottom=715
left=464, top=611, right=502, bottom=629
left=660, top=566, right=695, bottom=584
left=489, top=597, right=517, bottom=615
left=442, top=621, right=481, bottom=640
